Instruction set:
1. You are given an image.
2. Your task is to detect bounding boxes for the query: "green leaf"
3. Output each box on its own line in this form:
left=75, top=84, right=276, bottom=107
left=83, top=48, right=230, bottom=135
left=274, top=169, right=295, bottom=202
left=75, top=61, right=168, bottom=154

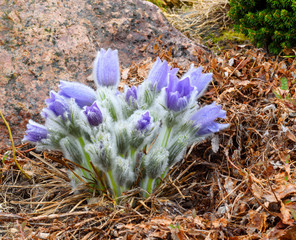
left=286, top=154, right=290, bottom=164
left=283, top=55, right=296, bottom=58
left=169, top=224, right=175, bottom=229
left=280, top=77, right=288, bottom=91
left=285, top=175, right=288, bottom=181
left=2, top=151, right=10, bottom=164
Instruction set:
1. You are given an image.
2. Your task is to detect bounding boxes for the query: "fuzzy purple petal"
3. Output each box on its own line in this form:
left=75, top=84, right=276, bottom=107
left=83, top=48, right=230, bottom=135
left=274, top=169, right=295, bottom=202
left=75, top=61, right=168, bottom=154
left=136, top=111, right=151, bottom=131
left=166, top=91, right=179, bottom=111
left=195, top=73, right=212, bottom=94
left=23, top=120, right=48, bottom=142
left=165, top=75, right=194, bottom=111
left=148, top=57, right=170, bottom=91
left=59, top=81, right=96, bottom=108
left=191, top=102, right=226, bottom=125
left=84, top=102, right=103, bottom=126
left=197, top=122, right=229, bottom=136
left=93, top=48, right=120, bottom=87
left=176, top=77, right=194, bottom=97
left=45, top=91, right=69, bottom=117
left=125, top=86, right=138, bottom=103
left=182, top=64, right=212, bottom=95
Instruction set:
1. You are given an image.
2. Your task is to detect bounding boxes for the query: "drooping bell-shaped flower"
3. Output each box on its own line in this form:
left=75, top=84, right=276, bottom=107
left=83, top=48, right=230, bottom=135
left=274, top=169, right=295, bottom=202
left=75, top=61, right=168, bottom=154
left=44, top=91, right=69, bottom=118
left=191, top=102, right=229, bottom=136
left=23, top=120, right=48, bottom=143
left=84, top=102, right=103, bottom=126
left=165, top=74, right=194, bottom=112
left=93, top=48, right=120, bottom=87
left=147, top=57, right=171, bottom=91
left=182, top=64, right=212, bottom=97
left=59, top=81, right=96, bottom=108
left=136, top=111, right=151, bottom=132
left=125, top=86, right=138, bottom=108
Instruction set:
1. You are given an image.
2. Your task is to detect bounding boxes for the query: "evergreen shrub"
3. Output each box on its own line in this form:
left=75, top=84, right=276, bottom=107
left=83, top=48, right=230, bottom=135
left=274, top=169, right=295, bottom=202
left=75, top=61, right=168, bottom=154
left=228, top=0, right=296, bottom=54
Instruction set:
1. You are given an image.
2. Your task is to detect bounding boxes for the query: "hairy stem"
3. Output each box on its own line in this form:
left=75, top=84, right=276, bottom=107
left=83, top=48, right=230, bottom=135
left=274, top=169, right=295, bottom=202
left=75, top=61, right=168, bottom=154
left=78, top=137, right=92, bottom=171
left=161, top=127, right=172, bottom=148
left=107, top=170, right=120, bottom=197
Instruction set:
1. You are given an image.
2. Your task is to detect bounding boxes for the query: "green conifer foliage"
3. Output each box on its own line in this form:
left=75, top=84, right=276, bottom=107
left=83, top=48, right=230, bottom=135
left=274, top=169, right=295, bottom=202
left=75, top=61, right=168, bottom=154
left=228, top=0, right=296, bottom=54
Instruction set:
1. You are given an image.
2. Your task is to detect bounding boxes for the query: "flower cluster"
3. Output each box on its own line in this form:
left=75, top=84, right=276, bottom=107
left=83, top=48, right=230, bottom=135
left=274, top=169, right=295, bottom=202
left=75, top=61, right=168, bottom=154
left=23, top=48, right=229, bottom=198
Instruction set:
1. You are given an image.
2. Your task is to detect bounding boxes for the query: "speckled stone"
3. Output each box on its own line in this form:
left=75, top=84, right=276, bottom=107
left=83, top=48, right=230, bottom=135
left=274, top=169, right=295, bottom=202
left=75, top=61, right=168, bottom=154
left=0, top=0, right=210, bottom=148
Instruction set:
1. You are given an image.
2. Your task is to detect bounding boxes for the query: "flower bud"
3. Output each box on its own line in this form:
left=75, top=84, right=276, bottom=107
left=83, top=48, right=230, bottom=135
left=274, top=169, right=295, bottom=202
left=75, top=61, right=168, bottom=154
left=167, top=134, right=190, bottom=166
left=114, top=157, right=135, bottom=187
left=147, top=57, right=170, bottom=91
left=136, top=111, right=151, bottom=132
left=23, top=120, right=48, bottom=143
left=115, top=124, right=130, bottom=156
left=45, top=91, right=69, bottom=119
left=93, top=48, right=120, bottom=87
left=144, top=146, right=169, bottom=179
left=125, top=86, right=138, bottom=109
left=85, top=140, right=114, bottom=172
left=129, top=111, right=153, bottom=149
left=60, top=137, right=84, bottom=164
left=84, top=102, right=103, bottom=126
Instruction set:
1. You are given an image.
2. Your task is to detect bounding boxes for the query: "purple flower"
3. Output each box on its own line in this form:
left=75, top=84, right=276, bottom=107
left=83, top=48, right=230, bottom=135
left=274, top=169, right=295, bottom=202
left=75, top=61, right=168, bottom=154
left=147, top=57, right=171, bottom=91
left=59, top=81, right=96, bottom=108
left=191, top=102, right=228, bottom=136
left=45, top=91, right=69, bottom=118
left=197, top=122, right=229, bottom=135
left=84, top=102, right=103, bottom=126
left=182, top=64, right=212, bottom=96
left=125, top=86, right=138, bottom=107
left=165, top=74, right=194, bottom=112
left=93, top=48, right=120, bottom=87
left=136, top=111, right=151, bottom=132
left=23, top=120, right=48, bottom=142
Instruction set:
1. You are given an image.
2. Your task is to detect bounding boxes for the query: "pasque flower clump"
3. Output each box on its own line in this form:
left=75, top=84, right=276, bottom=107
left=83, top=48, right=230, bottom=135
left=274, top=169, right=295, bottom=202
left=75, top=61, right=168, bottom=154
left=23, top=48, right=229, bottom=197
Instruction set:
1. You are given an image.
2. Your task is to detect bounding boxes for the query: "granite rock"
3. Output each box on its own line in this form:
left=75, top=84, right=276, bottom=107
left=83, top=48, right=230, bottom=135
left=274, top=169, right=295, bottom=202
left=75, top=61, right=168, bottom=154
left=0, top=0, right=210, bottom=148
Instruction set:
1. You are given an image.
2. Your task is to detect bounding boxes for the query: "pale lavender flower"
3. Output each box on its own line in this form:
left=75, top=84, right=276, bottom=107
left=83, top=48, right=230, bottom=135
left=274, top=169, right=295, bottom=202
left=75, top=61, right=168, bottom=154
left=147, top=57, right=171, bottom=91
left=182, top=64, right=212, bottom=96
left=45, top=91, right=69, bottom=118
left=125, top=86, right=138, bottom=107
left=165, top=74, right=194, bottom=112
left=59, top=80, right=96, bottom=108
left=23, top=120, right=48, bottom=142
left=191, top=102, right=228, bottom=136
left=84, top=102, right=103, bottom=126
left=93, top=48, right=120, bottom=87
left=136, top=111, right=151, bottom=132
left=197, top=122, right=229, bottom=136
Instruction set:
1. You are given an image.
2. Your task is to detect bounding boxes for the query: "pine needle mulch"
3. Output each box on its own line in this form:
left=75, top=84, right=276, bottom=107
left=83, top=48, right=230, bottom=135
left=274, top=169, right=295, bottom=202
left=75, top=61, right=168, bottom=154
left=1, top=39, right=296, bottom=239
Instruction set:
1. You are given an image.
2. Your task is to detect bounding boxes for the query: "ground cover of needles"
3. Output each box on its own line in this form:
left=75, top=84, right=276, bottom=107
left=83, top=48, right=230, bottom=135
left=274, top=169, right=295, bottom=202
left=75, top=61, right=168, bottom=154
left=1, top=4, right=296, bottom=240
